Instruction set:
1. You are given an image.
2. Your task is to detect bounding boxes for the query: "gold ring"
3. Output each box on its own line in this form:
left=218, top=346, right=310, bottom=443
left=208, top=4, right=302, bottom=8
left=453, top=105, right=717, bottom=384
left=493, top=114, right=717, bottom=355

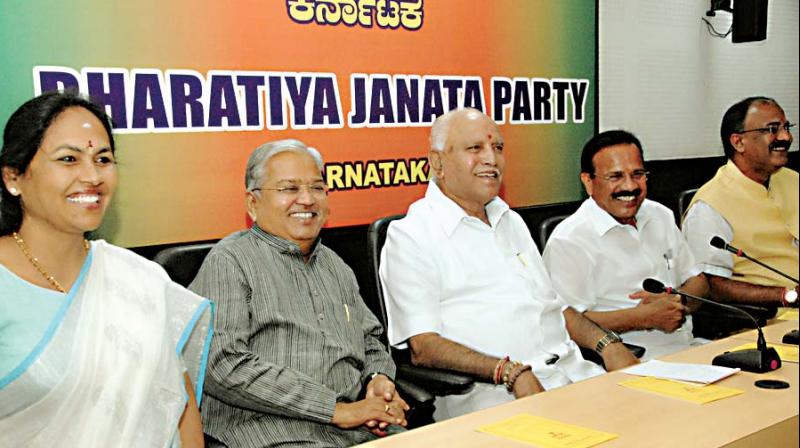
left=385, top=404, right=390, bottom=412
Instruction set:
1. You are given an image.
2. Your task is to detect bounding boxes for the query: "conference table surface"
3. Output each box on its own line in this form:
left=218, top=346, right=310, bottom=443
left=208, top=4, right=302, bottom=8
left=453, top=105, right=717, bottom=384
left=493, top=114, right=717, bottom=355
left=731, top=318, right=798, bottom=344
left=360, top=324, right=799, bottom=448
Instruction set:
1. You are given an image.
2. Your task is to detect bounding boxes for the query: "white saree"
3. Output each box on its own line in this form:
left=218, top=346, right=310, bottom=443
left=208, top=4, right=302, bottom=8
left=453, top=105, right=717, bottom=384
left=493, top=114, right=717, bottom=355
left=0, top=241, right=213, bottom=447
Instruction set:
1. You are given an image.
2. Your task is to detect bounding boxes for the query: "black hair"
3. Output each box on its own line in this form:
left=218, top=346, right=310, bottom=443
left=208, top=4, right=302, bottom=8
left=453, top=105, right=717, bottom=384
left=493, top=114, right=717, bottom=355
left=580, top=130, right=643, bottom=174
left=720, top=96, right=777, bottom=159
left=0, top=90, right=115, bottom=235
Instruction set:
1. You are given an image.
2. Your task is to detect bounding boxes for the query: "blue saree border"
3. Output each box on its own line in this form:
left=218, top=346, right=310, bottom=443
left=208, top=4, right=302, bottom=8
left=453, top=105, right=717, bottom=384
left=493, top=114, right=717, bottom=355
left=176, top=298, right=215, bottom=405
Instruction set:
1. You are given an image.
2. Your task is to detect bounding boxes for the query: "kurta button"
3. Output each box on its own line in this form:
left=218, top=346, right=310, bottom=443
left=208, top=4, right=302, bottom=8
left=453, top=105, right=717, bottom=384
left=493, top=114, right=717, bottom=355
left=318, top=313, right=324, bottom=320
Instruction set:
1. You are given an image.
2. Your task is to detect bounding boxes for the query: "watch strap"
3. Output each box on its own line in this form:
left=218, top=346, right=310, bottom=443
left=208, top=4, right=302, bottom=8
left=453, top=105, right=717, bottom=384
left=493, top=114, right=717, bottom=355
left=595, top=330, right=622, bottom=354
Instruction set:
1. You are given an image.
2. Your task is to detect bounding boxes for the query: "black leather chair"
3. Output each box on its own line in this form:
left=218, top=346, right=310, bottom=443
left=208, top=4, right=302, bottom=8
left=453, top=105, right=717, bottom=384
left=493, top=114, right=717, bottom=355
left=692, top=304, right=776, bottom=339
left=537, top=214, right=571, bottom=250
left=515, top=201, right=582, bottom=252
left=366, top=215, right=476, bottom=401
left=152, top=230, right=251, bottom=287
left=153, top=242, right=216, bottom=287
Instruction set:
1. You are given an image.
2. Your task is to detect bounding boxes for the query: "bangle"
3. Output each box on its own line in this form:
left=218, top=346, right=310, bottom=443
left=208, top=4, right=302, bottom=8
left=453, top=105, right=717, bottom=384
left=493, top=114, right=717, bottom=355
left=493, top=356, right=509, bottom=384
left=506, top=364, right=533, bottom=392
left=502, top=361, right=522, bottom=388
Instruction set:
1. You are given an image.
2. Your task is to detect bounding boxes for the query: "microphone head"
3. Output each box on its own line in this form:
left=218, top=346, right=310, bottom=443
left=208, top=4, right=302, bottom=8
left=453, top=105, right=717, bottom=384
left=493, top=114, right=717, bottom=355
left=642, top=278, right=666, bottom=294
left=710, top=236, right=727, bottom=249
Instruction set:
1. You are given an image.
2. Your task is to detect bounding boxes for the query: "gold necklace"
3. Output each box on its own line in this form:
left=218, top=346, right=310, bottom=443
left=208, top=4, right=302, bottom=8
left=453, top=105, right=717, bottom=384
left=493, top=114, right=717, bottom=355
left=11, top=231, right=90, bottom=293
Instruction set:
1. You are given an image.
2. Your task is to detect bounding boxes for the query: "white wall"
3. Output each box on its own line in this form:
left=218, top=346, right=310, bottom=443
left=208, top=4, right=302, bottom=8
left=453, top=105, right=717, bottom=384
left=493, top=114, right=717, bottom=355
left=599, top=0, right=799, bottom=160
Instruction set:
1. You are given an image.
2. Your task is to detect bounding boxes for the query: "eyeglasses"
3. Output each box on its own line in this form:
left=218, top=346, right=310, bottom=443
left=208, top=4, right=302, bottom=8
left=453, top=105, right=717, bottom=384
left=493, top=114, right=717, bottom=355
left=591, top=170, right=649, bottom=184
left=737, top=122, right=795, bottom=136
left=252, top=183, right=328, bottom=197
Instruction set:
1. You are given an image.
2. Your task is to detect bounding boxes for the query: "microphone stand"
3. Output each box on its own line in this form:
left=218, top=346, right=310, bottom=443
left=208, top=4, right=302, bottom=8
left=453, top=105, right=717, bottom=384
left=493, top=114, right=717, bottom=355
left=783, top=329, right=800, bottom=345
left=709, top=237, right=799, bottom=345
left=642, top=279, right=781, bottom=375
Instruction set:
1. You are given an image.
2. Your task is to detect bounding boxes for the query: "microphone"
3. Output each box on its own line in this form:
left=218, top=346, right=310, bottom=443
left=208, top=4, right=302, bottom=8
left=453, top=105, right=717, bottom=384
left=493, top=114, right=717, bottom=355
left=783, top=329, right=799, bottom=345
left=709, top=236, right=799, bottom=284
left=642, top=278, right=781, bottom=373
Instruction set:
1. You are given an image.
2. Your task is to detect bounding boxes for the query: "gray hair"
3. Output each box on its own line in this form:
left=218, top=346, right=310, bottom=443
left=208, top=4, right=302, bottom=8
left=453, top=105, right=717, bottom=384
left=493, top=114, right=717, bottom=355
left=429, top=107, right=486, bottom=152
left=245, top=139, right=324, bottom=192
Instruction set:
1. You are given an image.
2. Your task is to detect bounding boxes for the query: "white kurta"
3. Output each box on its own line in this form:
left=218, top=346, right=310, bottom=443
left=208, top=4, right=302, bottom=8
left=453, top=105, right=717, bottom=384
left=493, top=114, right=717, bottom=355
left=380, top=182, right=602, bottom=420
left=544, top=198, right=704, bottom=360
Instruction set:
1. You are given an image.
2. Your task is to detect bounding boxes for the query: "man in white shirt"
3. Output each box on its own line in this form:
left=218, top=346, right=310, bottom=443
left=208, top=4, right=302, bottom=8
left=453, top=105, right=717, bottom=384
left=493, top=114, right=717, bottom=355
left=379, top=108, right=638, bottom=420
left=543, top=130, right=709, bottom=360
left=682, top=97, right=798, bottom=307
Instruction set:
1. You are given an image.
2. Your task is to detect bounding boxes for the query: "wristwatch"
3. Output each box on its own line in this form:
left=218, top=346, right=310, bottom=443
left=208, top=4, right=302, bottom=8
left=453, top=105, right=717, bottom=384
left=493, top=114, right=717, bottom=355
left=363, top=371, right=385, bottom=388
left=360, top=371, right=388, bottom=398
left=783, top=288, right=798, bottom=307
left=595, top=330, right=622, bottom=354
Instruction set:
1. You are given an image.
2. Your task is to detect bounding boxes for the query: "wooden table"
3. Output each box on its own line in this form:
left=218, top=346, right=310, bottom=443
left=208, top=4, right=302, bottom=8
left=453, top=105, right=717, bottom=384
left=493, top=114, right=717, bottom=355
left=360, top=327, right=799, bottom=447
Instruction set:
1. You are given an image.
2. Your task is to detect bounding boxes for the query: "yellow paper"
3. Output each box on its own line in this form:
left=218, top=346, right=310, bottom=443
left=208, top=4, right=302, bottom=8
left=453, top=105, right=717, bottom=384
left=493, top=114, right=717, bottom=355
left=476, top=414, right=617, bottom=448
left=618, top=376, right=743, bottom=404
left=777, top=309, right=799, bottom=321
left=730, top=342, right=798, bottom=363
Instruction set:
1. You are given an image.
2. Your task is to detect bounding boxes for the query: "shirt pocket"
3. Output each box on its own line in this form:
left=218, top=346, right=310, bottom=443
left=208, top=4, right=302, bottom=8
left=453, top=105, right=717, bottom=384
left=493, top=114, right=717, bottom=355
left=332, top=296, right=367, bottom=355
left=659, top=248, right=681, bottom=287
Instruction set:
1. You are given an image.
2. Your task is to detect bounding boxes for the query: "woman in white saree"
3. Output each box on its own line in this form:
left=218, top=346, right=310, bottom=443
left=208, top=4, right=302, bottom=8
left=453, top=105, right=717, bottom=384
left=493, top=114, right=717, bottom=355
left=0, top=91, right=213, bottom=447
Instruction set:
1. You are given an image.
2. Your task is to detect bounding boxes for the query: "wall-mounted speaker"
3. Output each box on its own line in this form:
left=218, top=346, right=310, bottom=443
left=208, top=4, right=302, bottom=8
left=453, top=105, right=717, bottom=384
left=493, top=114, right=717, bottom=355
left=732, top=0, right=768, bottom=43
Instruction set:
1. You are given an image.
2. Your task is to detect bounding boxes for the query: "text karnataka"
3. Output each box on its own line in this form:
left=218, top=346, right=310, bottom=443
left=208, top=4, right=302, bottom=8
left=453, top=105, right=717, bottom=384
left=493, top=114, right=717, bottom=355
left=34, top=67, right=590, bottom=133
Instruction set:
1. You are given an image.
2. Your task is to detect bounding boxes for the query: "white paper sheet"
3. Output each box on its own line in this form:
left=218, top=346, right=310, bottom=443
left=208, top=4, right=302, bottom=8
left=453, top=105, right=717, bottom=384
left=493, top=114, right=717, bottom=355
left=622, top=360, right=740, bottom=384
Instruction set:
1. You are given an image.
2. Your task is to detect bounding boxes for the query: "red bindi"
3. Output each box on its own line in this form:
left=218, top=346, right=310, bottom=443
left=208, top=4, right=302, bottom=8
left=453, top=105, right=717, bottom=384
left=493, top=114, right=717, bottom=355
left=87, top=140, right=93, bottom=148
left=487, top=133, right=492, bottom=139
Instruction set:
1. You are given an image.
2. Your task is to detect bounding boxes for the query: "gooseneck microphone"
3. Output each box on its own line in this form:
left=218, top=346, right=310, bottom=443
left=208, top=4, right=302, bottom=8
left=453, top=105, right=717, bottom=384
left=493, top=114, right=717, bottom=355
left=710, top=236, right=799, bottom=346
left=709, top=236, right=799, bottom=284
left=642, top=278, right=781, bottom=373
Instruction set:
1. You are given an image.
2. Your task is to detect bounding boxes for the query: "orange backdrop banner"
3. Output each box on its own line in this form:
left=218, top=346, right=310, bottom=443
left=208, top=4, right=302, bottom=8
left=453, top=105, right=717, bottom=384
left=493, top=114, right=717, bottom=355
left=1, top=1, right=596, bottom=247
